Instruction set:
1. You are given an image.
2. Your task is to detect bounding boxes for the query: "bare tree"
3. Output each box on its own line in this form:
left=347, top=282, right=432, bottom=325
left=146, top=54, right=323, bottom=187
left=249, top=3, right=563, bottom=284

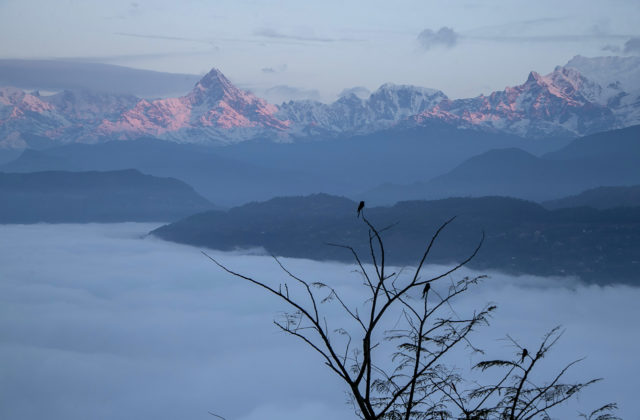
left=204, top=213, right=618, bottom=420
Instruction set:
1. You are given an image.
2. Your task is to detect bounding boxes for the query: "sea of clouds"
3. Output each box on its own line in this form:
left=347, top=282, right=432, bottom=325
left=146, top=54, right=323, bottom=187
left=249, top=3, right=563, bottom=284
left=0, top=223, right=638, bottom=420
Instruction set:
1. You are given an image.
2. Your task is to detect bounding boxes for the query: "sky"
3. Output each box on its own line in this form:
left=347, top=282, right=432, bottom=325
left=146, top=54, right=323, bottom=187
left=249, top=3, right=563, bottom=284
left=1, top=0, right=639, bottom=101
left=1, top=223, right=638, bottom=420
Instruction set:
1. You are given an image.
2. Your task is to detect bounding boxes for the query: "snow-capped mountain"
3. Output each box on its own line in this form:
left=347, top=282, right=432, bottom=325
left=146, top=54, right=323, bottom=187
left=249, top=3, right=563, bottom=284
left=562, top=55, right=640, bottom=131
left=96, top=69, right=289, bottom=143
left=277, top=84, right=448, bottom=136
left=1, top=56, right=639, bottom=149
left=0, top=87, right=139, bottom=148
left=565, top=55, right=640, bottom=92
left=408, top=66, right=618, bottom=138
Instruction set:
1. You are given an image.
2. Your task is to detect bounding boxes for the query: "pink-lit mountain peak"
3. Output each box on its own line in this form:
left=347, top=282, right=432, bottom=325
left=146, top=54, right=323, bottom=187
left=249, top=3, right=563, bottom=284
left=186, top=68, right=283, bottom=125
left=4, top=56, right=639, bottom=148
left=95, top=67, right=288, bottom=138
left=188, top=68, right=238, bottom=102
left=520, top=67, right=590, bottom=103
left=525, top=70, right=544, bottom=85
left=185, top=67, right=271, bottom=111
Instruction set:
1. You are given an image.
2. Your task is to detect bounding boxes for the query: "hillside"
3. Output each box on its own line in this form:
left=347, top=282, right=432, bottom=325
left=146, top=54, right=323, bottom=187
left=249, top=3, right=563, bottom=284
left=543, top=185, right=640, bottom=210
left=0, top=169, right=213, bottom=223
left=364, top=125, right=640, bottom=204
left=151, top=194, right=640, bottom=284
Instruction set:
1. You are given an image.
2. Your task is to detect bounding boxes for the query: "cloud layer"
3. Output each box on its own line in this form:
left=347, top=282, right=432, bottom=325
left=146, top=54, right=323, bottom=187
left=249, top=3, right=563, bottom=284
left=261, top=84, right=322, bottom=103
left=0, top=223, right=638, bottom=420
left=417, top=27, right=458, bottom=50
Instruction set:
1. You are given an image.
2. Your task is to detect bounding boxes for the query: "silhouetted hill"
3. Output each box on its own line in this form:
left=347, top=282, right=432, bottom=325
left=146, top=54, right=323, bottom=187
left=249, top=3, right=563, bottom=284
left=0, top=148, right=21, bottom=165
left=364, top=125, right=640, bottom=204
left=544, top=125, right=640, bottom=160
left=543, top=185, right=640, bottom=210
left=0, top=169, right=213, bottom=223
left=152, top=194, right=640, bottom=284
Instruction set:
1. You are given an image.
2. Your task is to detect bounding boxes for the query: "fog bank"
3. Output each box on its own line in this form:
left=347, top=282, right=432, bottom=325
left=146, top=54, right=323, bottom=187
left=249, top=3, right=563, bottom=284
left=0, top=223, right=638, bottom=420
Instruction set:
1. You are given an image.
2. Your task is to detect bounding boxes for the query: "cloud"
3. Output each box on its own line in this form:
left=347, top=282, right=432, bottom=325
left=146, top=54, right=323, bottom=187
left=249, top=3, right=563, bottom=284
left=338, top=86, right=371, bottom=99
left=103, top=1, right=144, bottom=20
left=466, top=17, right=569, bottom=37
left=253, top=28, right=361, bottom=44
left=114, top=32, right=207, bottom=43
left=417, top=27, right=458, bottom=50
left=602, top=44, right=621, bottom=53
left=59, top=50, right=220, bottom=63
left=0, top=223, right=637, bottom=420
left=254, top=28, right=336, bottom=43
left=471, top=34, right=631, bottom=43
left=464, top=18, right=632, bottom=45
left=623, top=37, right=640, bottom=54
left=261, top=64, right=288, bottom=74
left=262, top=85, right=322, bottom=103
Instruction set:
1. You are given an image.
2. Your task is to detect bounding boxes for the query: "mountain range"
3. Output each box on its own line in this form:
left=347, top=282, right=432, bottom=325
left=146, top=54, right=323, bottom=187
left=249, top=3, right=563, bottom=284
left=363, top=125, right=640, bottom=204
left=0, top=126, right=561, bottom=207
left=1, top=55, right=639, bottom=149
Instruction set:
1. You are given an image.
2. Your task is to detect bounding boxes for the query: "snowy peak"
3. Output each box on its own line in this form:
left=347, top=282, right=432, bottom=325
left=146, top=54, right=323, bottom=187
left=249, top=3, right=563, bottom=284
left=0, top=87, right=55, bottom=114
left=44, top=89, right=139, bottom=121
left=565, top=55, right=640, bottom=92
left=525, top=71, right=544, bottom=85
left=522, top=67, right=589, bottom=104
left=370, top=83, right=446, bottom=109
left=197, top=68, right=232, bottom=89
left=2, top=58, right=640, bottom=148
left=410, top=65, right=619, bottom=137
left=373, top=83, right=442, bottom=97
left=185, top=68, right=287, bottom=130
left=277, top=82, right=448, bottom=135
left=96, top=68, right=289, bottom=141
left=187, top=68, right=242, bottom=105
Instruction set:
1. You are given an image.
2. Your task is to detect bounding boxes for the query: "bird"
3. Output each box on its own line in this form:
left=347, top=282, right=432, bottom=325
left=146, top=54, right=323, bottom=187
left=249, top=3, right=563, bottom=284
left=357, top=201, right=365, bottom=218
left=422, top=282, right=430, bottom=298
left=520, top=348, right=528, bottom=363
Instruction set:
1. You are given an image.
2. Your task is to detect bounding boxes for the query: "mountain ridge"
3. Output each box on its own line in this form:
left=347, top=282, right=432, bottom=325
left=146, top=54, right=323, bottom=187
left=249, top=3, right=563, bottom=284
left=1, top=56, right=639, bottom=148
left=0, top=168, right=214, bottom=223
left=151, top=193, right=640, bottom=284
left=363, top=125, right=640, bottom=204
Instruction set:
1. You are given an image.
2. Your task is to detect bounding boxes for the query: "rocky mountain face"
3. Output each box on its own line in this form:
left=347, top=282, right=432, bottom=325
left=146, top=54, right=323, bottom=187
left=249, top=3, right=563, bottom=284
left=565, top=55, right=640, bottom=92
left=277, top=84, right=447, bottom=136
left=1, top=56, right=639, bottom=149
left=0, top=87, right=139, bottom=148
left=96, top=69, right=289, bottom=143
left=407, top=67, right=618, bottom=138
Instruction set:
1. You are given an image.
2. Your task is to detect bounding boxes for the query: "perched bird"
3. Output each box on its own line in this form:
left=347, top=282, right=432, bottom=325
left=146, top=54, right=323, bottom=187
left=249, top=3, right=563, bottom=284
left=357, top=201, right=365, bottom=218
left=520, top=348, right=528, bottom=363
left=422, top=282, right=430, bottom=298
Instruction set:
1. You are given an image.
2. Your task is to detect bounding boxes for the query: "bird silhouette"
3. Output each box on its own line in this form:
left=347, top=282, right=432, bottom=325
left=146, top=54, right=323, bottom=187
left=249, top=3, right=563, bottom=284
left=357, top=201, right=365, bottom=218
left=520, top=348, right=528, bottom=363
left=422, top=282, right=430, bottom=298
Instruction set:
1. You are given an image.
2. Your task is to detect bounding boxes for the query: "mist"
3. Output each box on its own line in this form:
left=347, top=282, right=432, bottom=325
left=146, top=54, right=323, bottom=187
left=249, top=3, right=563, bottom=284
left=0, top=223, right=638, bottom=420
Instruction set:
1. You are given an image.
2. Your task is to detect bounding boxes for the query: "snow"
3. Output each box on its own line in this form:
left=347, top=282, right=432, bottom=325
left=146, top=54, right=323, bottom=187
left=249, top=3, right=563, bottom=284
left=565, top=55, right=640, bottom=93
left=2, top=60, right=640, bottom=147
